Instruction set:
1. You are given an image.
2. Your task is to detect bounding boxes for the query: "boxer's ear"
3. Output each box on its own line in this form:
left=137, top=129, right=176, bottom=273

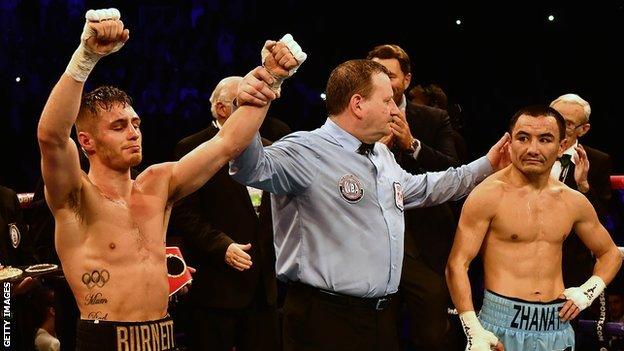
left=78, top=131, right=95, bottom=153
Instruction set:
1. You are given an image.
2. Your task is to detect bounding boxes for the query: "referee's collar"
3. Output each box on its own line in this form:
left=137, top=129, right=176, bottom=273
left=321, top=118, right=365, bottom=154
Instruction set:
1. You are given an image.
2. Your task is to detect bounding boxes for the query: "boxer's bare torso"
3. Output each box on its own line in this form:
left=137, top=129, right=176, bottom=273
left=52, top=165, right=173, bottom=322
left=477, top=169, right=583, bottom=301
left=37, top=10, right=300, bottom=326
left=447, top=111, right=622, bottom=350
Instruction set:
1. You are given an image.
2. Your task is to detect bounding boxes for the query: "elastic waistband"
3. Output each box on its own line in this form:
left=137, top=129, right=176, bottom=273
left=486, top=289, right=567, bottom=305
left=290, top=281, right=394, bottom=311
left=479, top=290, right=570, bottom=332
left=76, top=316, right=175, bottom=351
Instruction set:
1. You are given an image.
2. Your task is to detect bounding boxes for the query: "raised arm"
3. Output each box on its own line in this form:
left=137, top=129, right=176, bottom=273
left=446, top=183, right=503, bottom=351
left=37, top=9, right=128, bottom=210
left=168, top=36, right=307, bottom=203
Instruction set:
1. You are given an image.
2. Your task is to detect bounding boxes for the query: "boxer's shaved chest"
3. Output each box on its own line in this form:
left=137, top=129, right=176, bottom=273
left=63, top=181, right=169, bottom=264
left=490, top=189, right=574, bottom=244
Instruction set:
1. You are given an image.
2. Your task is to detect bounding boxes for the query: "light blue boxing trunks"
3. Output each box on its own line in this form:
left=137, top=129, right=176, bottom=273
left=478, top=290, right=575, bottom=351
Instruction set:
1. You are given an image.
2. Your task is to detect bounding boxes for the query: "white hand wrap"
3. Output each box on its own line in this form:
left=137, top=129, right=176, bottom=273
left=459, top=311, right=499, bottom=351
left=260, top=34, right=307, bottom=95
left=65, top=8, right=125, bottom=82
left=278, top=34, right=307, bottom=68
left=563, top=275, right=606, bottom=311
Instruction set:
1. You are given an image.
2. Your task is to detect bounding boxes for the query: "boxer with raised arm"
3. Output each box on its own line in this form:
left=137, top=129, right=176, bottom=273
left=37, top=8, right=305, bottom=350
left=446, top=106, right=622, bottom=351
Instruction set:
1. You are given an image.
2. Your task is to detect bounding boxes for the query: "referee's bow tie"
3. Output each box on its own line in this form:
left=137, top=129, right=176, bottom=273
left=357, top=142, right=375, bottom=155
left=558, top=154, right=572, bottom=168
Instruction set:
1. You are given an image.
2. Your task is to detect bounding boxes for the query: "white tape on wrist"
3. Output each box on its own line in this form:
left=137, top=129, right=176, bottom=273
left=279, top=34, right=307, bottom=65
left=259, top=33, right=307, bottom=95
left=65, top=45, right=100, bottom=82
left=563, top=275, right=606, bottom=310
left=65, top=8, right=124, bottom=82
left=459, top=311, right=499, bottom=351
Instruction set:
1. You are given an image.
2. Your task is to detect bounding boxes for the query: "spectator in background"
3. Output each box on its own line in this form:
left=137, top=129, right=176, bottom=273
left=550, top=94, right=613, bottom=303
left=367, top=44, right=462, bottom=351
left=609, top=291, right=624, bottom=323
left=169, top=76, right=290, bottom=350
left=32, top=287, right=60, bottom=351
left=607, top=290, right=624, bottom=350
left=408, top=84, right=448, bottom=110
left=408, top=83, right=468, bottom=163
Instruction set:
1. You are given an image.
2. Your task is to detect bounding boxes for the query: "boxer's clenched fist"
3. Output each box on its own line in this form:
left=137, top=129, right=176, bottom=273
left=82, top=8, right=129, bottom=56
left=65, top=8, right=129, bottom=82
left=263, top=41, right=299, bottom=78
left=260, top=34, right=307, bottom=95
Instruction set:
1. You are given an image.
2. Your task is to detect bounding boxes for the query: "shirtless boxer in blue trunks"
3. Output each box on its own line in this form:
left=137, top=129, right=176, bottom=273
left=446, top=105, right=622, bottom=351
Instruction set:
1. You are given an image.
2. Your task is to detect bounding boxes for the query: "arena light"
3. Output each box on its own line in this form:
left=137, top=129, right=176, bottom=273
left=456, top=19, right=462, bottom=25
left=548, top=15, right=555, bottom=22
left=15, top=76, right=21, bottom=82
left=320, top=93, right=326, bottom=100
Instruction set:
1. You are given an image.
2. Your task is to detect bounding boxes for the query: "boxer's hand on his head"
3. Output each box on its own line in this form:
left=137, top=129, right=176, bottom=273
left=237, top=66, right=277, bottom=106
left=82, top=9, right=129, bottom=56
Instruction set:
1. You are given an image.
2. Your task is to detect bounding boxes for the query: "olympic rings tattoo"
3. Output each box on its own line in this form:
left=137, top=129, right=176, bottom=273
left=81, top=269, right=110, bottom=288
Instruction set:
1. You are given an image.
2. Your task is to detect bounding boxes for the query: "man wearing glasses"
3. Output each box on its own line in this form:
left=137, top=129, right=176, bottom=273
left=549, top=94, right=613, bottom=339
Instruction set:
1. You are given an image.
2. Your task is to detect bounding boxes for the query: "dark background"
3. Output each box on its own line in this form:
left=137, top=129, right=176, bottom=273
left=1, top=0, right=623, bottom=192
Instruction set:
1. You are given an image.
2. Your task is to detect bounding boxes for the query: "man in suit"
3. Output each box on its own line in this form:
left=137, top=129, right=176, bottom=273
left=169, top=76, right=289, bottom=350
left=550, top=94, right=613, bottom=288
left=367, top=44, right=461, bottom=350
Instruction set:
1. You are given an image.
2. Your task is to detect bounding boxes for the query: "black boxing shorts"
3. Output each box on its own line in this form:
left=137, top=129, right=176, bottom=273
left=76, top=316, right=175, bottom=351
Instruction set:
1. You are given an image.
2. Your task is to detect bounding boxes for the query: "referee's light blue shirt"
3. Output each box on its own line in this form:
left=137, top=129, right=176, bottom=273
left=230, top=118, right=491, bottom=298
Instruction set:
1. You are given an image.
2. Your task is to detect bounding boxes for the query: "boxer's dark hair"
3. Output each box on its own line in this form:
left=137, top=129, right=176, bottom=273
left=509, top=105, right=566, bottom=141
left=76, top=86, right=133, bottom=133
left=325, top=59, right=390, bottom=116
